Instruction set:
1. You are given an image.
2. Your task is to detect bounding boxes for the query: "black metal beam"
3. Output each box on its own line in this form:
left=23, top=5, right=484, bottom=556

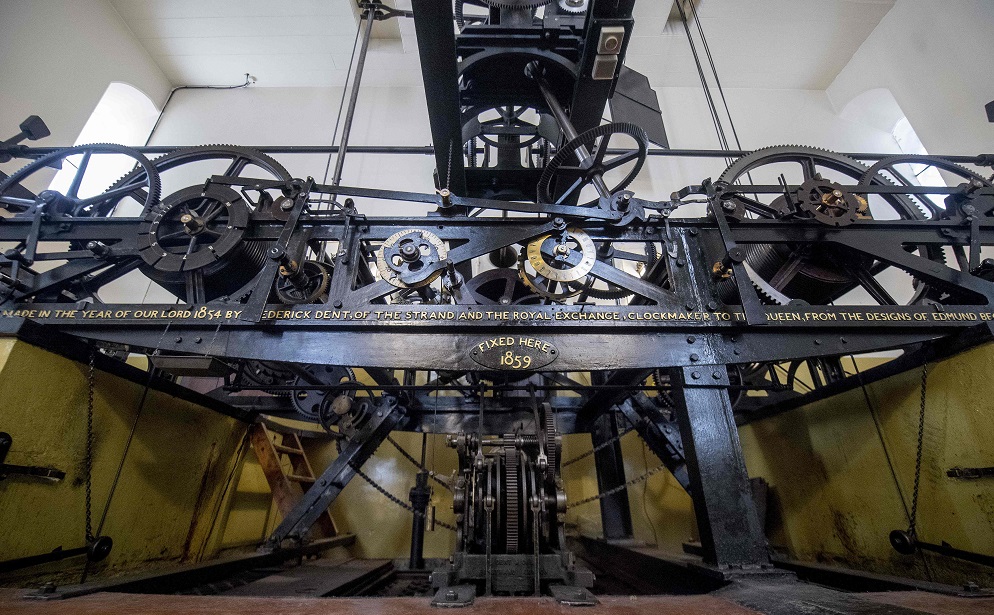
left=266, top=397, right=405, bottom=546
left=0, top=318, right=255, bottom=423
left=671, top=366, right=769, bottom=569
left=411, top=0, right=467, bottom=195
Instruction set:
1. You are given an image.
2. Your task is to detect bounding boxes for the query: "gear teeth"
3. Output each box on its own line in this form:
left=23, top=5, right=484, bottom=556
left=503, top=444, right=520, bottom=554
left=483, top=0, right=554, bottom=8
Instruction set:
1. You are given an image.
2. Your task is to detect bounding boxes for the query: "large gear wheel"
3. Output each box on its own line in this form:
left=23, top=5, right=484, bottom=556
left=104, top=145, right=291, bottom=216
left=377, top=229, right=448, bottom=289
left=517, top=227, right=596, bottom=300
left=857, top=154, right=993, bottom=220
left=537, top=122, right=648, bottom=206
left=0, top=143, right=161, bottom=216
left=715, top=145, right=943, bottom=306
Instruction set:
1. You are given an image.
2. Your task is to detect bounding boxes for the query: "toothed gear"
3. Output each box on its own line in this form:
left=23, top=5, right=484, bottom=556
left=377, top=229, right=448, bottom=289
left=503, top=444, right=520, bottom=553
left=483, top=0, right=554, bottom=8
left=0, top=143, right=161, bottom=216
left=537, top=122, right=648, bottom=207
left=715, top=145, right=944, bottom=306
left=290, top=364, right=356, bottom=421
left=557, top=0, right=588, bottom=13
left=543, top=407, right=560, bottom=481
left=858, top=154, right=993, bottom=221
left=275, top=260, right=332, bottom=304
left=517, top=227, right=596, bottom=300
left=102, top=145, right=291, bottom=217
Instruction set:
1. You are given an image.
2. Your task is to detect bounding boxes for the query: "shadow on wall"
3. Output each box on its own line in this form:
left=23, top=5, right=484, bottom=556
left=741, top=345, right=994, bottom=588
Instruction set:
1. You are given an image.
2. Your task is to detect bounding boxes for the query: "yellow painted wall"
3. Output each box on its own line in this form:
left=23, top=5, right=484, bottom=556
left=740, top=346, right=994, bottom=586
left=5, top=334, right=993, bottom=588
left=0, top=340, right=248, bottom=586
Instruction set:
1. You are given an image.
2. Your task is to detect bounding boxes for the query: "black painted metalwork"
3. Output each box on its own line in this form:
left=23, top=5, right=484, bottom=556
left=2, top=0, right=994, bottom=595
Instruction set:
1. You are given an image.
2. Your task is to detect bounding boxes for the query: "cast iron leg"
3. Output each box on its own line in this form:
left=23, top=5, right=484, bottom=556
left=671, top=366, right=769, bottom=569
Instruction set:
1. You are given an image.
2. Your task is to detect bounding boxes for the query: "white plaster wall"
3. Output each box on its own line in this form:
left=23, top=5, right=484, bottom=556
left=0, top=0, right=171, bottom=186
left=827, top=0, right=994, bottom=158
left=149, top=84, right=905, bottom=218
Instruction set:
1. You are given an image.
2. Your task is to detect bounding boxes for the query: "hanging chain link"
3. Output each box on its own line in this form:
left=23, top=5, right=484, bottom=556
left=84, top=347, right=96, bottom=543
left=908, top=361, right=928, bottom=537
left=387, top=434, right=452, bottom=491
left=351, top=463, right=457, bottom=531
left=562, top=426, right=634, bottom=467
left=566, top=464, right=666, bottom=509
left=445, top=141, right=454, bottom=192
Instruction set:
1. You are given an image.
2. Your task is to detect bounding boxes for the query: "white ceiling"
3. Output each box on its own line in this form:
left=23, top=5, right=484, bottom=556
left=629, top=0, right=896, bottom=90
left=111, top=0, right=895, bottom=91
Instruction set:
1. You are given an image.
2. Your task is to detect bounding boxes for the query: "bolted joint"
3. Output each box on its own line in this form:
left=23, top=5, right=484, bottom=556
left=679, top=365, right=729, bottom=387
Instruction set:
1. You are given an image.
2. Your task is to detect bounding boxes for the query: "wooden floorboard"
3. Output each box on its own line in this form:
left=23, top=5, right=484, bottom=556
left=0, top=594, right=761, bottom=615
left=221, top=558, right=392, bottom=597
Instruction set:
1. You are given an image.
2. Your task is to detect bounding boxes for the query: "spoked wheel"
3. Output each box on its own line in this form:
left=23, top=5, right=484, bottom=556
left=0, top=144, right=160, bottom=216
left=537, top=122, right=648, bottom=206
left=716, top=146, right=947, bottom=306
left=103, top=145, right=292, bottom=216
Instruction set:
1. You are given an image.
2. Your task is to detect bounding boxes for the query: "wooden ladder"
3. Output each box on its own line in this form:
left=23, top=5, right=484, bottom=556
left=249, top=423, right=338, bottom=538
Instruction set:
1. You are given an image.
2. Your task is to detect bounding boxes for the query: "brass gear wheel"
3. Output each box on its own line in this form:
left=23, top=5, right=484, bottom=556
left=517, top=227, right=596, bottom=300
left=377, top=229, right=448, bottom=289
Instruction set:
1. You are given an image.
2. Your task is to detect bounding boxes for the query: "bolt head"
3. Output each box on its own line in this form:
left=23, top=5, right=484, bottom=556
left=691, top=371, right=701, bottom=379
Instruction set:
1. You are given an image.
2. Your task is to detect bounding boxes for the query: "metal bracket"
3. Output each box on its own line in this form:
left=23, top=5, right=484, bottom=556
left=0, top=432, right=65, bottom=482
left=264, top=396, right=406, bottom=547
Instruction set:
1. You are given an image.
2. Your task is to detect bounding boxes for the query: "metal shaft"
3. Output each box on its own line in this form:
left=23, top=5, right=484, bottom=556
left=533, top=70, right=611, bottom=199
left=329, top=10, right=376, bottom=190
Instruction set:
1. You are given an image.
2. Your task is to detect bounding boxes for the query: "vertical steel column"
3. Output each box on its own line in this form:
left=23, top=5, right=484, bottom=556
left=591, top=412, right=634, bottom=541
left=670, top=366, right=769, bottom=569
left=328, top=9, right=376, bottom=191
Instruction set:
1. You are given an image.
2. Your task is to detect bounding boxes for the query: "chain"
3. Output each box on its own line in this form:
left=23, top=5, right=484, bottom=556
left=351, top=463, right=457, bottom=531
left=84, top=348, right=96, bottom=543
left=908, top=361, right=928, bottom=537
left=562, top=426, right=634, bottom=467
left=445, top=141, right=453, bottom=192
left=566, top=464, right=666, bottom=509
left=387, top=434, right=452, bottom=491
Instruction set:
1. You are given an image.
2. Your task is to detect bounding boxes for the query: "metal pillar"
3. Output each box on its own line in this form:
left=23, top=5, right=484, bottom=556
left=327, top=8, right=375, bottom=190
left=590, top=412, right=634, bottom=541
left=670, top=366, right=769, bottom=569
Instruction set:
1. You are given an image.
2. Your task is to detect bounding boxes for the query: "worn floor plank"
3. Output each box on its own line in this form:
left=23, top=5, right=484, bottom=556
left=0, top=594, right=760, bottom=615
left=863, top=591, right=994, bottom=615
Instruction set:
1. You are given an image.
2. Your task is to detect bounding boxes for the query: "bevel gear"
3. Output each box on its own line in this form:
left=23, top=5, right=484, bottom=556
left=377, top=229, right=448, bottom=289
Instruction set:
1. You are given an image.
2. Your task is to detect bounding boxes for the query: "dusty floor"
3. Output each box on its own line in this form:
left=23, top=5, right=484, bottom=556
left=1, top=591, right=993, bottom=615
